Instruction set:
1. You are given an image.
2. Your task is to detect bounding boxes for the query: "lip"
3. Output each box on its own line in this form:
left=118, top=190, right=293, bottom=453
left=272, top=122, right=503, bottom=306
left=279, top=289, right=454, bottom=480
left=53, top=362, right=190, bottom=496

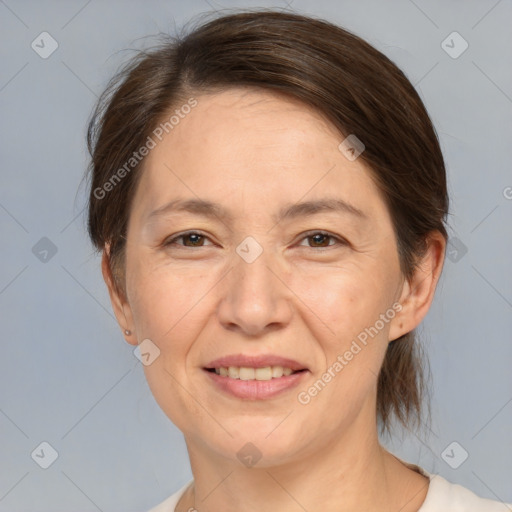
left=203, top=367, right=309, bottom=400
left=205, top=354, right=308, bottom=372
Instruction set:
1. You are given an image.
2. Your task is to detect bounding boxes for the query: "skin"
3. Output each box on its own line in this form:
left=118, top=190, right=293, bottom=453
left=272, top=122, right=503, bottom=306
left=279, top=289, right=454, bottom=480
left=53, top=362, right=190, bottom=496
left=102, top=87, right=445, bottom=512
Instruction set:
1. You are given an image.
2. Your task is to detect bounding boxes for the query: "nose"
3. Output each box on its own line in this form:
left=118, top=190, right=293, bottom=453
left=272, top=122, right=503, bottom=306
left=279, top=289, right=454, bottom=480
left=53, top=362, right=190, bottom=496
left=216, top=246, right=293, bottom=337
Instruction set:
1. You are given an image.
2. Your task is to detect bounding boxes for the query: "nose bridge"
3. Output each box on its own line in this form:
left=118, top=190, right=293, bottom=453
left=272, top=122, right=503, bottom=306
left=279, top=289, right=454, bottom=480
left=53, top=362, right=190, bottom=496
left=235, top=242, right=275, bottom=298
left=218, top=237, right=291, bottom=335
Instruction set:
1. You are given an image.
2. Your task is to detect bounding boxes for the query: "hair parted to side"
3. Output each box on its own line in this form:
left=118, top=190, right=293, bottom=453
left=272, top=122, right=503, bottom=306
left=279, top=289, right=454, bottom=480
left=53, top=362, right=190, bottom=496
left=85, top=9, right=448, bottom=437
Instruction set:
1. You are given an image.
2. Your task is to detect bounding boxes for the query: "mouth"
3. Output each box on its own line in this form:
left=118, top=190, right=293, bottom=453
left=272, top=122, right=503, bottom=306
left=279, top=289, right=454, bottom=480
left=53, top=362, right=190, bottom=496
left=202, top=354, right=310, bottom=399
left=203, top=365, right=309, bottom=400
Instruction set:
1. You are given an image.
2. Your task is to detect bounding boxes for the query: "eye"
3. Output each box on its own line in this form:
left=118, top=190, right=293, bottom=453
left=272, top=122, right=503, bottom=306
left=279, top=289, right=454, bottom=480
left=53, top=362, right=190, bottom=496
left=163, top=230, right=347, bottom=250
left=163, top=231, right=214, bottom=248
left=297, top=230, right=347, bottom=249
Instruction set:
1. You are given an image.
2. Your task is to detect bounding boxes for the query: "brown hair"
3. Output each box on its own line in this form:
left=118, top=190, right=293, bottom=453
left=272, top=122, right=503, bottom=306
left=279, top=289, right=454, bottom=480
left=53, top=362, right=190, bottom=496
left=85, top=9, right=448, bottom=437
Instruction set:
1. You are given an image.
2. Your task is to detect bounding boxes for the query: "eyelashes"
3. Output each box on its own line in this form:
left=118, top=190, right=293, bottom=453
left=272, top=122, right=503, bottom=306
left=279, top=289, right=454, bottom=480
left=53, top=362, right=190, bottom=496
left=163, top=230, right=348, bottom=250
left=164, top=231, right=210, bottom=248
left=297, top=231, right=347, bottom=249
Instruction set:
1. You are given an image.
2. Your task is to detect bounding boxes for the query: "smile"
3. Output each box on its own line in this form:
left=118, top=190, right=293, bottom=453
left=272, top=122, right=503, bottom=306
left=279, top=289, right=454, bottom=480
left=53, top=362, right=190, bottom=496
left=207, top=366, right=304, bottom=380
left=203, top=367, right=309, bottom=400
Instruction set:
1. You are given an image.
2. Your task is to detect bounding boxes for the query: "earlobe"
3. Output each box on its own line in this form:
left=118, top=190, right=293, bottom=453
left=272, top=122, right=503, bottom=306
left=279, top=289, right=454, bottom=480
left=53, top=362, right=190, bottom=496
left=387, top=279, right=409, bottom=342
left=101, top=245, right=138, bottom=346
left=388, top=231, right=446, bottom=342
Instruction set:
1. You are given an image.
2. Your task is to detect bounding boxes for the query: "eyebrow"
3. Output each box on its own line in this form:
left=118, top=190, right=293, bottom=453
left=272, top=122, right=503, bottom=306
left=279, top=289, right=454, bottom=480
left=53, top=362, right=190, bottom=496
left=146, top=197, right=367, bottom=224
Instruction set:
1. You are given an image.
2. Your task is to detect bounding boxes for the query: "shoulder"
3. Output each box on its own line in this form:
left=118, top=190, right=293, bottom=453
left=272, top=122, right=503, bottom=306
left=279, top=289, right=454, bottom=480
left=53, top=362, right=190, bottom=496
left=146, top=480, right=193, bottom=512
left=420, top=469, right=511, bottom=511
left=144, top=472, right=512, bottom=512
left=392, top=454, right=511, bottom=512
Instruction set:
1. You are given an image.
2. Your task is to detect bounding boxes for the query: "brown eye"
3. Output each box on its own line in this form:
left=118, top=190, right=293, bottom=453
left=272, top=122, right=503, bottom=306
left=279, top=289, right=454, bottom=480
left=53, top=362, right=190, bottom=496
left=298, top=231, right=346, bottom=249
left=164, top=231, right=212, bottom=248
left=308, top=233, right=331, bottom=247
left=182, top=233, right=204, bottom=246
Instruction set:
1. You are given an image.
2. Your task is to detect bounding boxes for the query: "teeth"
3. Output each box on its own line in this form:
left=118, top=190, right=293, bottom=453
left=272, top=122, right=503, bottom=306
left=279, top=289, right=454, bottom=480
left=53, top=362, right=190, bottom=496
left=272, top=366, right=283, bottom=378
left=255, top=367, right=272, bottom=380
left=239, top=367, right=255, bottom=380
left=213, top=365, right=299, bottom=380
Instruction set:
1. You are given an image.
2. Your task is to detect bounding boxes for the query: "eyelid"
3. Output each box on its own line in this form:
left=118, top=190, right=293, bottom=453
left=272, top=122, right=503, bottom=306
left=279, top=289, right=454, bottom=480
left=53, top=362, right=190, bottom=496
left=163, top=230, right=215, bottom=247
left=295, top=230, right=348, bottom=249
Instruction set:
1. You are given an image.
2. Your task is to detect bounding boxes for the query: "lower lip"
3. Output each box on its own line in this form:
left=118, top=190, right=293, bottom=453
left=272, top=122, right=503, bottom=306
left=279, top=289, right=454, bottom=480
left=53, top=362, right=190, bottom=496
left=203, top=369, right=309, bottom=400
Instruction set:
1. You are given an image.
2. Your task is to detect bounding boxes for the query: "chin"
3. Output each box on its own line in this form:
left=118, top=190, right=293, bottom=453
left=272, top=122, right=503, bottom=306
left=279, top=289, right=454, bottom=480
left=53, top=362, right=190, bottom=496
left=206, top=421, right=306, bottom=464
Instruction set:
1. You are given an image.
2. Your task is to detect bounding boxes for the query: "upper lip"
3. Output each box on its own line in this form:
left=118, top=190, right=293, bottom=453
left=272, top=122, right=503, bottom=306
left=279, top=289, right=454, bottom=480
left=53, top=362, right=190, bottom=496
left=205, top=354, right=308, bottom=372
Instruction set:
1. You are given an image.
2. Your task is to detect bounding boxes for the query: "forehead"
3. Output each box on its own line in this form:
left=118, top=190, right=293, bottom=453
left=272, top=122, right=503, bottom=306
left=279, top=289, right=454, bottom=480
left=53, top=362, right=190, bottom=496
left=131, top=87, right=387, bottom=225
left=146, top=87, right=343, bottom=167
left=178, top=88, right=339, bottom=159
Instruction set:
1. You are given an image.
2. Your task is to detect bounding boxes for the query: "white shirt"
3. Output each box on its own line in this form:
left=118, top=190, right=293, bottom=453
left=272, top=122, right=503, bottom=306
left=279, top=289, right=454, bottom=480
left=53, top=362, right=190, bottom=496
left=147, top=461, right=511, bottom=511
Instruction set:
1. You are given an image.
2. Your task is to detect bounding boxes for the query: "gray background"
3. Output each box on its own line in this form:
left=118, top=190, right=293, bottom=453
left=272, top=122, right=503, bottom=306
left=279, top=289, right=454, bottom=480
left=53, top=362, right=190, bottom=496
left=1, top=0, right=511, bottom=511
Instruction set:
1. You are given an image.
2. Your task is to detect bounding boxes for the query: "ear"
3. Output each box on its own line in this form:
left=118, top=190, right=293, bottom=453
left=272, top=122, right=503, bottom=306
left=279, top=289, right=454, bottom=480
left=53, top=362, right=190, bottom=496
left=101, top=244, right=138, bottom=346
left=388, top=231, right=446, bottom=342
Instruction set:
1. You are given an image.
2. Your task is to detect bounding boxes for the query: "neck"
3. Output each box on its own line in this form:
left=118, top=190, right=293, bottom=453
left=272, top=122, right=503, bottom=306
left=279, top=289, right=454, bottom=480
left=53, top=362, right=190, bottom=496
left=177, top=413, right=429, bottom=512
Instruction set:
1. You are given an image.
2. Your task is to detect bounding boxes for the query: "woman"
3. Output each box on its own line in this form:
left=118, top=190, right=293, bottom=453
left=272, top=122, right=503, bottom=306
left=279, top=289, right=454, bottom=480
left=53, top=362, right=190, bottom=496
left=85, top=10, right=510, bottom=512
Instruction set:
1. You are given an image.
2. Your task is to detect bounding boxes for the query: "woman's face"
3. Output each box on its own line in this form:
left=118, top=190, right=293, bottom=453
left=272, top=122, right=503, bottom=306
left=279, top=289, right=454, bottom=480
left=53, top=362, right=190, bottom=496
left=113, top=88, right=413, bottom=465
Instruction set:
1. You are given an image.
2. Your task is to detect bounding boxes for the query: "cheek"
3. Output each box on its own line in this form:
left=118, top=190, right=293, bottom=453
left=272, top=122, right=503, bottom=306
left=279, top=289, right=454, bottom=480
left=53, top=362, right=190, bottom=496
left=290, top=262, right=396, bottom=343
left=294, top=273, right=391, bottom=416
left=126, top=255, right=203, bottom=336
left=129, top=264, right=212, bottom=428
left=126, top=258, right=215, bottom=403
left=287, top=259, right=398, bottom=403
